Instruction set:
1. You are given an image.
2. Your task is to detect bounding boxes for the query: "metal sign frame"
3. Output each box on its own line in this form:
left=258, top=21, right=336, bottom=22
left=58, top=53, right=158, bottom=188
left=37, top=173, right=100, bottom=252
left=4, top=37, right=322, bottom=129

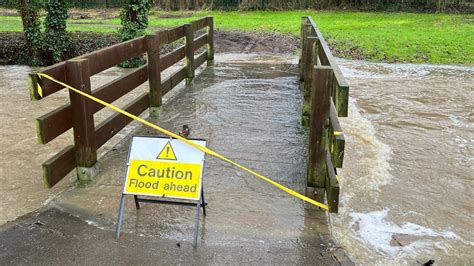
left=115, top=135, right=207, bottom=248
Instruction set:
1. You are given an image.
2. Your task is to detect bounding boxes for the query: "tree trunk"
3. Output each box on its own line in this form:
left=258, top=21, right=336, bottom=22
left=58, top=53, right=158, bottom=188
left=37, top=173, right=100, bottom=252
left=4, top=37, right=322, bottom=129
left=19, top=0, right=41, bottom=65
left=19, top=0, right=36, bottom=32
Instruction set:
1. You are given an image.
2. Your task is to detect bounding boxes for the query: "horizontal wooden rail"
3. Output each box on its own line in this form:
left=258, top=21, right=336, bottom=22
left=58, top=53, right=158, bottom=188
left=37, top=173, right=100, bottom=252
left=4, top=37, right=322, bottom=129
left=193, top=34, right=208, bottom=52
left=161, top=46, right=185, bottom=71
left=36, top=104, right=72, bottom=144
left=94, top=92, right=149, bottom=149
left=42, top=145, right=76, bottom=188
left=37, top=66, right=148, bottom=144
left=42, top=60, right=194, bottom=186
left=30, top=17, right=211, bottom=101
left=29, top=37, right=147, bottom=100
left=31, top=17, right=214, bottom=188
left=41, top=64, right=190, bottom=187
left=191, top=17, right=207, bottom=31
left=329, top=101, right=345, bottom=168
left=193, top=51, right=208, bottom=69
left=43, top=92, right=150, bottom=188
left=159, top=25, right=185, bottom=45
left=333, top=75, right=349, bottom=118
left=161, top=67, right=187, bottom=95
left=30, top=19, right=209, bottom=101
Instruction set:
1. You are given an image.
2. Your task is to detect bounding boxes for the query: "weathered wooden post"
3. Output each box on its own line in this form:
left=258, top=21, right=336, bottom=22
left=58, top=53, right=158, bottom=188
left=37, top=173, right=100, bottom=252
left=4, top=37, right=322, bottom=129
left=329, top=101, right=345, bottom=168
left=146, top=33, right=162, bottom=118
left=184, top=23, right=195, bottom=85
left=299, top=17, right=307, bottom=81
left=300, top=23, right=313, bottom=82
left=307, top=66, right=332, bottom=190
left=336, top=78, right=349, bottom=117
left=65, top=58, right=98, bottom=182
left=206, top=16, right=214, bottom=65
left=303, top=37, right=318, bottom=103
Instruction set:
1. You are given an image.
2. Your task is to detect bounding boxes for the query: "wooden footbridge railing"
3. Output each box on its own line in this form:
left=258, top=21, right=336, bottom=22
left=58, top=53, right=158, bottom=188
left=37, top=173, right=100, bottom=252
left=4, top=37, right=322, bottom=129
left=28, top=17, right=214, bottom=188
left=27, top=15, right=345, bottom=213
left=300, top=16, right=349, bottom=213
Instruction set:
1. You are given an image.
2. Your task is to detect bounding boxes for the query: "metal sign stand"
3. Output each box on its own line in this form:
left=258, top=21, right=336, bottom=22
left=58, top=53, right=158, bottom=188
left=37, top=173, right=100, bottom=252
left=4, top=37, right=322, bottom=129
left=115, top=187, right=206, bottom=248
left=115, top=136, right=207, bottom=248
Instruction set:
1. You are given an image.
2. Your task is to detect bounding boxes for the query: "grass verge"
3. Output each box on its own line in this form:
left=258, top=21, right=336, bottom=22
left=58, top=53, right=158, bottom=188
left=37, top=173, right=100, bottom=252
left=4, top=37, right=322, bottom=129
left=1, top=10, right=472, bottom=64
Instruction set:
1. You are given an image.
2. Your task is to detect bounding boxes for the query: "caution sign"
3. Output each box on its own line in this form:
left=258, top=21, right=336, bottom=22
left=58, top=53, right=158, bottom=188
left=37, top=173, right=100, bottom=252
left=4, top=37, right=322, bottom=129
left=123, top=136, right=206, bottom=201
left=156, top=141, right=177, bottom=160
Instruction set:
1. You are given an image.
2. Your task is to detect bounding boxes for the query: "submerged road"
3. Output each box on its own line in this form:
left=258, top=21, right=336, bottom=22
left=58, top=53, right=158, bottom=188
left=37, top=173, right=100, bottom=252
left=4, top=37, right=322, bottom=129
left=0, top=55, right=350, bottom=264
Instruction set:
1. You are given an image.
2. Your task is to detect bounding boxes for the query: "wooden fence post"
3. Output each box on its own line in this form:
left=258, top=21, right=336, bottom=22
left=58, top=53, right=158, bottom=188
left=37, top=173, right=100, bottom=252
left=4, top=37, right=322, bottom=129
left=300, top=17, right=307, bottom=67
left=307, top=66, right=332, bottom=188
left=206, top=16, right=214, bottom=65
left=65, top=58, right=98, bottom=182
left=184, top=23, right=195, bottom=85
left=299, top=17, right=308, bottom=81
left=146, top=34, right=162, bottom=118
left=303, top=37, right=318, bottom=103
left=300, top=23, right=314, bottom=81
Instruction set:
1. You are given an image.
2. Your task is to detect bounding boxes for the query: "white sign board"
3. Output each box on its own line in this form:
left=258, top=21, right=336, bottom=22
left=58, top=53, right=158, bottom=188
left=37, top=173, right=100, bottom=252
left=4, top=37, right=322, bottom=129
left=123, top=136, right=206, bottom=201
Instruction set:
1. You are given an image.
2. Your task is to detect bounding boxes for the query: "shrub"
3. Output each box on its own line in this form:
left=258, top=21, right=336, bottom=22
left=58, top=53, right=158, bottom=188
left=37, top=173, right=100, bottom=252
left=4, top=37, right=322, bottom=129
left=44, top=0, right=73, bottom=64
left=18, top=0, right=43, bottom=65
left=118, top=0, right=151, bottom=68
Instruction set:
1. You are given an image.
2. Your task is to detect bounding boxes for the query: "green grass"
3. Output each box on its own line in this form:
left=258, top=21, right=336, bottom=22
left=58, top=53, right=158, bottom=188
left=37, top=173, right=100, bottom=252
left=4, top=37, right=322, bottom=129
left=1, top=11, right=473, bottom=64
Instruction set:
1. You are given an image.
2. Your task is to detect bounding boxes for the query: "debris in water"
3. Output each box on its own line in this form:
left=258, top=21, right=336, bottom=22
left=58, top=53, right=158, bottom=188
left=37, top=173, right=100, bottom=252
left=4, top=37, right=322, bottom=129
left=33, top=221, right=44, bottom=226
left=179, top=125, right=190, bottom=138
left=423, top=259, right=435, bottom=265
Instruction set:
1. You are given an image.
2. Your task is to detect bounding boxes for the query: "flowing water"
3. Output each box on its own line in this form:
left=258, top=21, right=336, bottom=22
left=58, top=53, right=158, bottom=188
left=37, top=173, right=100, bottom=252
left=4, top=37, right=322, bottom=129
left=0, top=65, right=155, bottom=225
left=333, top=60, right=474, bottom=264
left=0, top=58, right=472, bottom=264
left=0, top=65, right=72, bottom=225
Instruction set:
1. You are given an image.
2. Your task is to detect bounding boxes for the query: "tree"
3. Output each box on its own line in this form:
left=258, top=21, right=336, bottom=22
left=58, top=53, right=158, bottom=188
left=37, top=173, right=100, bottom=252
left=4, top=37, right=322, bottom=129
left=44, top=0, right=72, bottom=64
left=18, top=0, right=42, bottom=65
left=119, top=0, right=152, bottom=67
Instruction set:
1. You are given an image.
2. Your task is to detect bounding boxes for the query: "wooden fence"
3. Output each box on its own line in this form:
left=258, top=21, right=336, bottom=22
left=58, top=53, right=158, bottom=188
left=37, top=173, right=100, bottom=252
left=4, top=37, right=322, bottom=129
left=300, top=16, right=348, bottom=213
left=28, top=17, right=214, bottom=188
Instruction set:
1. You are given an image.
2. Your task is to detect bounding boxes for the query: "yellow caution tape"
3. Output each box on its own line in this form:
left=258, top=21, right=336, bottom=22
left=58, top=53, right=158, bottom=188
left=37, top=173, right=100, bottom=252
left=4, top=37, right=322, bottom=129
left=37, top=83, right=43, bottom=98
left=36, top=73, right=329, bottom=211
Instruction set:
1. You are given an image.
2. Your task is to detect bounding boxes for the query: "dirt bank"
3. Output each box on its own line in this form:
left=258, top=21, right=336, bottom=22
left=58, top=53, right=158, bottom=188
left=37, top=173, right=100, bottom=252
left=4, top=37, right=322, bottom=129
left=214, top=30, right=298, bottom=54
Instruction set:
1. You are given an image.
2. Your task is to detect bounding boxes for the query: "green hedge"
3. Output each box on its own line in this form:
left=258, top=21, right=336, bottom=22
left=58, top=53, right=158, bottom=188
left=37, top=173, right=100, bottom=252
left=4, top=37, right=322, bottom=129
left=2, top=0, right=472, bottom=11
left=0, top=0, right=17, bottom=8
left=68, top=0, right=127, bottom=8
left=0, top=0, right=128, bottom=8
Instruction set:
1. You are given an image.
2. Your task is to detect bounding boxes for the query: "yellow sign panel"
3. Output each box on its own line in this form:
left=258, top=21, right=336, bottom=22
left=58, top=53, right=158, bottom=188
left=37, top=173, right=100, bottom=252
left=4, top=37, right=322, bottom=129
left=157, top=141, right=177, bottom=160
left=124, top=159, right=202, bottom=200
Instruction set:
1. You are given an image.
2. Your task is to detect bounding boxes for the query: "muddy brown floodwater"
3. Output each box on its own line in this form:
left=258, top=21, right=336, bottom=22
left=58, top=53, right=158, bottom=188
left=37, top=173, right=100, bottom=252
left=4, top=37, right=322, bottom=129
left=0, top=56, right=472, bottom=264
left=0, top=65, right=72, bottom=225
left=333, top=59, right=474, bottom=264
left=0, top=61, right=199, bottom=226
left=0, top=54, right=350, bottom=264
